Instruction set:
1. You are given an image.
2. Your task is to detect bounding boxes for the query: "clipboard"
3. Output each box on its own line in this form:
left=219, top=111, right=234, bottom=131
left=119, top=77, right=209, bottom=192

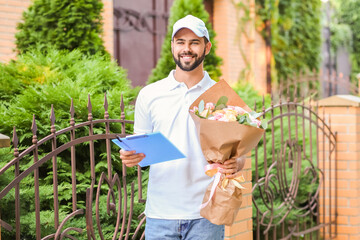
left=112, top=132, right=186, bottom=167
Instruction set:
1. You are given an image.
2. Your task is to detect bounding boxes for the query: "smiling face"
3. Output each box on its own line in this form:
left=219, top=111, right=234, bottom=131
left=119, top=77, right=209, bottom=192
left=171, top=28, right=211, bottom=72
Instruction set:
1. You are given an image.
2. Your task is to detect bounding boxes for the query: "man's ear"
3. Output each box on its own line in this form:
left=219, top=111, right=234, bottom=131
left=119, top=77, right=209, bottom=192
left=205, top=42, right=212, bottom=55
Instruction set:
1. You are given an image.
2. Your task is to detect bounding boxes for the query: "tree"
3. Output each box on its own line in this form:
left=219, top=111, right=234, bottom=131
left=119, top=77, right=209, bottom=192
left=147, top=0, right=223, bottom=84
left=256, top=0, right=322, bottom=82
left=331, top=0, right=360, bottom=82
left=15, top=0, right=107, bottom=56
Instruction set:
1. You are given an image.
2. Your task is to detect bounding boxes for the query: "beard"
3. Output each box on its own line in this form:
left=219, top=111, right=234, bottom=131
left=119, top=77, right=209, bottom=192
left=172, top=47, right=206, bottom=72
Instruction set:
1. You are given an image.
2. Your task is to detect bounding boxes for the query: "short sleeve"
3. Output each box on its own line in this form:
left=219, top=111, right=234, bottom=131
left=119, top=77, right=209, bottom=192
left=134, top=90, right=153, bottom=134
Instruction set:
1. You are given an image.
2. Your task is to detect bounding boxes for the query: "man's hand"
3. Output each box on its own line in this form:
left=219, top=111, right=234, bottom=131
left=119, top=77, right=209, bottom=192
left=219, top=155, right=246, bottom=179
left=119, top=150, right=145, bottom=167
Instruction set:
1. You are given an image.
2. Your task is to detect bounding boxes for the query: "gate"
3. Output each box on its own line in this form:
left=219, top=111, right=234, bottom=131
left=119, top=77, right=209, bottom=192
left=253, top=94, right=337, bottom=239
left=0, top=95, right=146, bottom=240
left=113, top=0, right=174, bottom=87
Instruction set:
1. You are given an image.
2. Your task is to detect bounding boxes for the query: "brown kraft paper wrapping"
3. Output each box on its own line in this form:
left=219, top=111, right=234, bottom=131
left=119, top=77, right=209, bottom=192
left=189, top=79, right=265, bottom=226
left=200, top=178, right=242, bottom=226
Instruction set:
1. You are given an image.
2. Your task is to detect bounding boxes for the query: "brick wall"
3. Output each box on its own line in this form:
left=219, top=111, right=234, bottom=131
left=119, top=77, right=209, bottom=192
left=318, top=95, right=360, bottom=240
left=213, top=0, right=266, bottom=94
left=0, top=0, right=30, bottom=62
left=101, top=0, right=114, bottom=56
left=225, top=154, right=253, bottom=240
left=0, top=0, right=114, bottom=63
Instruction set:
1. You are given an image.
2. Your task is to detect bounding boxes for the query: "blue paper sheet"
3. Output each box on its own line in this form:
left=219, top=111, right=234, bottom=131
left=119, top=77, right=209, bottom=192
left=112, top=132, right=186, bottom=167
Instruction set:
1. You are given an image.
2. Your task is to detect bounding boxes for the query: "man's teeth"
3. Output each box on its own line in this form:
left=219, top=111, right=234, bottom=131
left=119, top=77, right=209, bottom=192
left=182, top=56, right=193, bottom=60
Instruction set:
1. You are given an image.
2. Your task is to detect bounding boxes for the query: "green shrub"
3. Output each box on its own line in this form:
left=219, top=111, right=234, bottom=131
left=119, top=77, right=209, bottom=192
left=147, top=0, right=222, bottom=84
left=15, top=0, right=107, bottom=56
left=0, top=47, right=137, bottom=143
left=0, top=47, right=145, bottom=239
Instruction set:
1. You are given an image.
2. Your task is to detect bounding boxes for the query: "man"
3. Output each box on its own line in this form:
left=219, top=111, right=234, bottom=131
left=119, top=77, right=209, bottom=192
left=120, top=15, right=245, bottom=239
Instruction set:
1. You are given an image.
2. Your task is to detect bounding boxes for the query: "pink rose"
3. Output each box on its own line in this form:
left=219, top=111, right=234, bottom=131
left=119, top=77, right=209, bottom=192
left=234, top=106, right=247, bottom=115
left=190, top=106, right=199, bottom=113
left=205, top=102, right=215, bottom=110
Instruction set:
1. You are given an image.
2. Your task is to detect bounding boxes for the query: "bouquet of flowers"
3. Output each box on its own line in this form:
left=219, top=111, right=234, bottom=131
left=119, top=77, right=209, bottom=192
left=190, top=96, right=267, bottom=129
left=189, top=79, right=265, bottom=226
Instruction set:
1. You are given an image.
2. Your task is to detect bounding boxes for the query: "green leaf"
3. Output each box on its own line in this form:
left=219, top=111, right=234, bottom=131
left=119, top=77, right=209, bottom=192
left=237, top=115, right=246, bottom=124
left=261, top=120, right=268, bottom=129
left=214, top=103, right=226, bottom=111
left=198, top=100, right=205, bottom=113
left=251, top=111, right=262, bottom=119
left=216, top=96, right=228, bottom=107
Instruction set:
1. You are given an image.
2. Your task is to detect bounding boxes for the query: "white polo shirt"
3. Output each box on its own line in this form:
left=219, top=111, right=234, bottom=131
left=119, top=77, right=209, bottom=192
left=134, top=70, right=215, bottom=219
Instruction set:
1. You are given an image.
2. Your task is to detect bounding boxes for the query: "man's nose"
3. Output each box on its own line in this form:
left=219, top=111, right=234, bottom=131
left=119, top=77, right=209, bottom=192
left=183, top=43, right=191, bottom=52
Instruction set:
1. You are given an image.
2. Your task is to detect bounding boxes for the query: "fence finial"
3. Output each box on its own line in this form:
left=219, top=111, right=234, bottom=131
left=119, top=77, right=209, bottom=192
left=87, top=94, right=92, bottom=113
left=87, top=94, right=93, bottom=121
left=104, top=93, right=109, bottom=119
left=70, top=99, right=75, bottom=127
left=293, top=84, right=298, bottom=103
left=50, top=104, right=56, bottom=134
left=12, top=126, right=19, bottom=157
left=262, top=95, right=265, bottom=113
left=120, top=94, right=125, bottom=120
left=286, top=82, right=290, bottom=103
left=31, top=115, right=38, bottom=144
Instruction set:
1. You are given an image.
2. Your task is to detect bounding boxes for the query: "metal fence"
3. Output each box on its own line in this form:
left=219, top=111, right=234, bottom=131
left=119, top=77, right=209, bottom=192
left=274, top=70, right=359, bottom=102
left=0, top=94, right=146, bottom=240
left=253, top=94, right=337, bottom=239
left=0, top=92, right=338, bottom=240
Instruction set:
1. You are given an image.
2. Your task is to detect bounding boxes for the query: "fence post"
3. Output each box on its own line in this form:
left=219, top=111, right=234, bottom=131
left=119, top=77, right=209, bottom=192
left=0, top=133, right=10, bottom=148
left=0, top=133, right=9, bottom=239
left=225, top=153, right=253, bottom=240
left=318, top=95, right=360, bottom=240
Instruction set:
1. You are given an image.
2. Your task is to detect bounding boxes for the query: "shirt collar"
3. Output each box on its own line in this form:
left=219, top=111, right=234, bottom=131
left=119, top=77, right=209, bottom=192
left=166, top=70, right=212, bottom=91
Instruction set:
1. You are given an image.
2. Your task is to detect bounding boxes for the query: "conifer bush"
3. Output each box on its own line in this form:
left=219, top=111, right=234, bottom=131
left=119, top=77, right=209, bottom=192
left=0, top=47, right=143, bottom=239
left=147, top=0, right=222, bottom=84
left=15, top=0, right=107, bottom=56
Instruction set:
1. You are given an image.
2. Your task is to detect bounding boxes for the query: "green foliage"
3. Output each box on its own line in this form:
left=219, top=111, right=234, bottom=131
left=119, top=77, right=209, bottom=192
left=147, top=0, right=222, bottom=84
left=15, top=0, right=107, bottom=56
left=0, top=47, right=137, bottom=145
left=232, top=80, right=271, bottom=110
left=0, top=47, right=146, bottom=239
left=330, top=23, right=352, bottom=53
left=231, top=0, right=255, bottom=81
left=256, top=0, right=322, bottom=81
left=331, top=0, right=360, bottom=82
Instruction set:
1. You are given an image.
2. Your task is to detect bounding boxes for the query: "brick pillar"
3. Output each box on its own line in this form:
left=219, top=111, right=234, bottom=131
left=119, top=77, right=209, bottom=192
left=0, top=133, right=10, bottom=148
left=0, top=0, right=31, bottom=63
left=101, top=0, right=114, bottom=57
left=225, top=153, right=253, bottom=240
left=213, top=0, right=267, bottom=94
left=318, top=95, right=360, bottom=240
